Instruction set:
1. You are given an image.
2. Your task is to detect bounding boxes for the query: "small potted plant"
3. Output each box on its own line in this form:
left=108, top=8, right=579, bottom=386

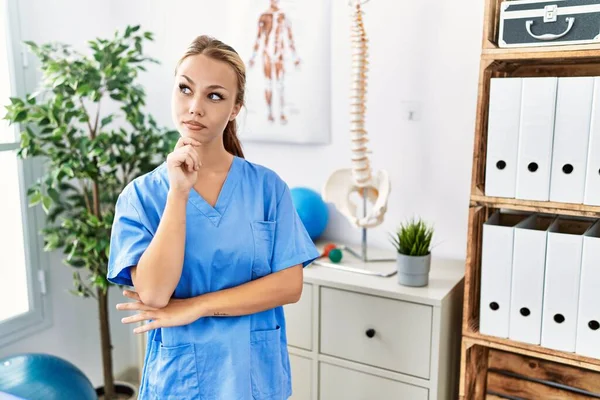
left=390, top=217, right=434, bottom=287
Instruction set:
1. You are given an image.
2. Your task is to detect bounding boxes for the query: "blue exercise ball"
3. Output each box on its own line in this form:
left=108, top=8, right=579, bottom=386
left=290, top=187, right=329, bottom=240
left=0, top=353, right=97, bottom=400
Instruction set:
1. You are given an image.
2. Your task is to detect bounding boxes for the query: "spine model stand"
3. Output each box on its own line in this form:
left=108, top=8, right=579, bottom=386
left=321, top=0, right=393, bottom=270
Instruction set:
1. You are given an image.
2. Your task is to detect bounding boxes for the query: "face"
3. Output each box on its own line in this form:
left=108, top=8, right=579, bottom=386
left=172, top=54, right=241, bottom=144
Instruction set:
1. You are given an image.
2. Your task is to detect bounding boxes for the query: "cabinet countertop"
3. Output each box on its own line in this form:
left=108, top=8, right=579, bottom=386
left=303, top=245, right=465, bottom=306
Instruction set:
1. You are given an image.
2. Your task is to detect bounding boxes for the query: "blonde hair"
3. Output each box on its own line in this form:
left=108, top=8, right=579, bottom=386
left=175, top=35, right=245, bottom=158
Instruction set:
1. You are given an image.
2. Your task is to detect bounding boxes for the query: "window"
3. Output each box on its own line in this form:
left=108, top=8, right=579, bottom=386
left=0, top=0, right=49, bottom=346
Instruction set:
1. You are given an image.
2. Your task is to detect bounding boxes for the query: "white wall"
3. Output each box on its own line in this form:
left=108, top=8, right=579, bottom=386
left=107, top=0, right=485, bottom=260
left=1, top=0, right=484, bottom=386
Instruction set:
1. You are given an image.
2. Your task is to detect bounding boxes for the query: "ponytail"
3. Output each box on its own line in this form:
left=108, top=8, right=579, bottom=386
left=224, top=120, right=244, bottom=158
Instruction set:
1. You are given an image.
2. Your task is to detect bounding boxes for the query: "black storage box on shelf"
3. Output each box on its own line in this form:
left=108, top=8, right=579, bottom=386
left=499, top=0, right=600, bottom=48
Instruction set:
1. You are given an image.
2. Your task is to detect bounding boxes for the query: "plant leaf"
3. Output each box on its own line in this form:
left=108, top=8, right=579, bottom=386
left=41, top=196, right=52, bottom=214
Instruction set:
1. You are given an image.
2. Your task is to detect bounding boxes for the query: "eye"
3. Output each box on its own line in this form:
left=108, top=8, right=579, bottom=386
left=208, top=92, right=224, bottom=101
left=178, top=83, right=191, bottom=95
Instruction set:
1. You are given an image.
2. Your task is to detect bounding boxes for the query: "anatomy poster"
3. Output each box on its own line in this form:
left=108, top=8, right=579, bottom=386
left=227, top=0, right=331, bottom=144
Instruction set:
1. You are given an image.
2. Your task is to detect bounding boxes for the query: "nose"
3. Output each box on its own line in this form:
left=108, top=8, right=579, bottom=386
left=188, top=97, right=204, bottom=117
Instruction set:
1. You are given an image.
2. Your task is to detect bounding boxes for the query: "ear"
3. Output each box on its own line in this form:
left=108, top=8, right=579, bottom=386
left=230, top=103, right=242, bottom=121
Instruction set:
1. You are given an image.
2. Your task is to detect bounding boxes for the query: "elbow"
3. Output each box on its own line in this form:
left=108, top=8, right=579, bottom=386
left=138, top=291, right=170, bottom=309
left=282, top=265, right=304, bottom=304
left=288, top=291, right=302, bottom=304
left=286, top=281, right=303, bottom=304
left=273, top=264, right=304, bottom=305
left=132, top=271, right=172, bottom=308
left=143, top=297, right=170, bottom=309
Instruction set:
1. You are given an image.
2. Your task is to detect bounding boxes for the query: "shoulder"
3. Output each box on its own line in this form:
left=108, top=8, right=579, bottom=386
left=238, top=157, right=288, bottom=197
left=119, top=162, right=169, bottom=206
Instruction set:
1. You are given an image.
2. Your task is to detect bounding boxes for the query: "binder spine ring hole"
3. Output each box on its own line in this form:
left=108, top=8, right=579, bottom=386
left=554, top=314, right=565, bottom=324
left=589, top=320, right=600, bottom=331
left=520, top=307, right=530, bottom=317
left=496, top=160, right=507, bottom=170
left=528, top=162, right=539, bottom=172
left=489, top=302, right=500, bottom=311
left=562, top=164, right=574, bottom=174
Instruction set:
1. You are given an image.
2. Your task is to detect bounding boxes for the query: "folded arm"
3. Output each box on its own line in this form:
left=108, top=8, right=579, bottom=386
left=130, top=190, right=189, bottom=308
left=118, top=264, right=304, bottom=334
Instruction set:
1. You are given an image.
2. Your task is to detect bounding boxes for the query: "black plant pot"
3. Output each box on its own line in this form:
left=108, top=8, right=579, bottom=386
left=95, top=381, right=137, bottom=399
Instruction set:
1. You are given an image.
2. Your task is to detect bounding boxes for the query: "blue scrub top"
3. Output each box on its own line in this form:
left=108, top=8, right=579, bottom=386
left=107, top=156, right=320, bottom=400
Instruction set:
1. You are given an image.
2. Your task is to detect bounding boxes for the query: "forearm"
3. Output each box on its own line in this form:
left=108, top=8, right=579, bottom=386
left=117, top=264, right=306, bottom=334
left=193, top=265, right=303, bottom=318
left=132, top=190, right=188, bottom=308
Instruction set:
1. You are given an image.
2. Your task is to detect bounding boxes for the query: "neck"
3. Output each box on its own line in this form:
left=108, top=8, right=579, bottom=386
left=192, top=136, right=233, bottom=173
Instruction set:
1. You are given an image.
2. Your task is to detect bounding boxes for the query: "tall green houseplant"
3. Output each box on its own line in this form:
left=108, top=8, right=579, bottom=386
left=3, top=25, right=178, bottom=398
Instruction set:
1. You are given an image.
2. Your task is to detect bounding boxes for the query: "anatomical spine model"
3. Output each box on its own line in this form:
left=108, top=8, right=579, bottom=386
left=323, top=0, right=391, bottom=229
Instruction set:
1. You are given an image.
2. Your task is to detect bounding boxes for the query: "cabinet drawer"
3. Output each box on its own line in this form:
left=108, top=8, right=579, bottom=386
left=319, top=362, right=428, bottom=400
left=284, top=283, right=313, bottom=350
left=320, top=287, right=432, bottom=379
left=289, top=353, right=312, bottom=400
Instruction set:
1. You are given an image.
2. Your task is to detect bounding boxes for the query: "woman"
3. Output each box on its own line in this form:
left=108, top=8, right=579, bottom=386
left=107, top=35, right=319, bottom=399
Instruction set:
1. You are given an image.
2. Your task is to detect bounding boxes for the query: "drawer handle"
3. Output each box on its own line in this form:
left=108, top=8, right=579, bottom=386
left=365, top=328, right=376, bottom=338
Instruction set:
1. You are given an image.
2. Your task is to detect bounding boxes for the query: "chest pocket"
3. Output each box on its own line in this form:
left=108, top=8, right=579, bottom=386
left=251, top=221, right=276, bottom=279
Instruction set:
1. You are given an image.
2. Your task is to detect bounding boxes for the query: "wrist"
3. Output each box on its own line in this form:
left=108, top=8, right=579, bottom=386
left=167, top=188, right=190, bottom=203
left=190, top=295, right=209, bottom=318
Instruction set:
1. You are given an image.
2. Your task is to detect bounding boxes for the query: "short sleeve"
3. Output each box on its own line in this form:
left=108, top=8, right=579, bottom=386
left=271, top=183, right=321, bottom=273
left=107, top=191, right=153, bottom=286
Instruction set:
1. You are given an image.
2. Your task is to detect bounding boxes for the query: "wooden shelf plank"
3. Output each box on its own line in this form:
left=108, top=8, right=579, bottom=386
left=488, top=349, right=600, bottom=395
left=487, top=371, right=595, bottom=400
left=462, top=333, right=600, bottom=373
left=470, top=194, right=600, bottom=218
left=483, top=44, right=600, bottom=61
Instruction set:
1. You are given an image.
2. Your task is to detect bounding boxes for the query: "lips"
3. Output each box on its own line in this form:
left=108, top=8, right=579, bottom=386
left=183, top=121, right=207, bottom=130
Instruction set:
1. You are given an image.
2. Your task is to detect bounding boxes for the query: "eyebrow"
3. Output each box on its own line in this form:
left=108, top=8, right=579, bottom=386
left=181, top=75, right=228, bottom=91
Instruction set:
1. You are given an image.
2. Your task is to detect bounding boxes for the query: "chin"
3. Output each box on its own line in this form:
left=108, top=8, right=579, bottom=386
left=181, top=128, right=216, bottom=143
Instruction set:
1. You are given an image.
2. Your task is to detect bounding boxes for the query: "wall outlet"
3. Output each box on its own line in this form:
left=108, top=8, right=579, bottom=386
left=399, top=101, right=421, bottom=121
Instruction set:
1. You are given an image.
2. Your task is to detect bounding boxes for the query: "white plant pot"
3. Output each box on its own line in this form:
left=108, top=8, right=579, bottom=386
left=396, top=252, right=431, bottom=287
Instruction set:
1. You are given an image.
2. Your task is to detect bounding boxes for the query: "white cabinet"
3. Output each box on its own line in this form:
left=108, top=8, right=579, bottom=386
left=284, top=255, right=464, bottom=400
left=289, top=354, right=312, bottom=400
left=320, top=287, right=432, bottom=379
left=286, top=283, right=313, bottom=351
left=319, top=362, right=429, bottom=400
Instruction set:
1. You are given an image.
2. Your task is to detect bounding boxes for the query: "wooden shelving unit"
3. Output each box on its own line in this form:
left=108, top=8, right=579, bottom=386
left=459, top=1, right=600, bottom=399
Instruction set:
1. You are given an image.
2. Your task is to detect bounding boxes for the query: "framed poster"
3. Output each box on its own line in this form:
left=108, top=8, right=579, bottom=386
left=227, top=0, right=331, bottom=144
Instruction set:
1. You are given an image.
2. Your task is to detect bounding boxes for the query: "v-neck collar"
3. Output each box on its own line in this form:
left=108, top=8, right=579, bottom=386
left=186, top=155, right=241, bottom=227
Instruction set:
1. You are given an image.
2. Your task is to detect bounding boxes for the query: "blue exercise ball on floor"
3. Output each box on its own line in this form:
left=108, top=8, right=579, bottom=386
left=0, top=353, right=97, bottom=400
left=290, top=187, right=329, bottom=240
